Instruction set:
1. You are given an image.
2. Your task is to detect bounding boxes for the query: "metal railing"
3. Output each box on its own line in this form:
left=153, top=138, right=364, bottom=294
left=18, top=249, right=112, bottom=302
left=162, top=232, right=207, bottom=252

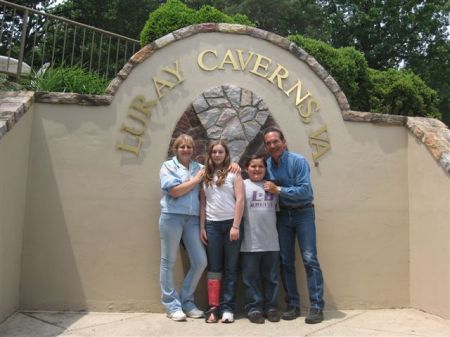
left=0, top=0, right=140, bottom=80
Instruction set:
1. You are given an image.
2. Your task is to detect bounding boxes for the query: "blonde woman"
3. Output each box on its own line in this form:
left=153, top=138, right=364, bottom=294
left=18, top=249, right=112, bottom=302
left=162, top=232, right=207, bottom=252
left=159, top=134, right=207, bottom=321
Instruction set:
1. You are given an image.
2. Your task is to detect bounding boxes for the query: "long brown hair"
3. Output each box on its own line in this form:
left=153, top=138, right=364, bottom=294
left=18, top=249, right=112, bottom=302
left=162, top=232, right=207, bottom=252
left=204, top=140, right=231, bottom=187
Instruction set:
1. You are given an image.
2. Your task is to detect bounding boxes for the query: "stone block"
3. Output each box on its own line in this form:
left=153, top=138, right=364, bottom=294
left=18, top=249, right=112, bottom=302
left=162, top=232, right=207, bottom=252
left=196, top=23, right=218, bottom=33
left=247, top=27, right=268, bottom=40
left=34, top=92, right=112, bottom=105
left=153, top=33, right=175, bottom=50
left=0, top=120, right=8, bottom=138
left=267, top=32, right=290, bottom=49
left=130, top=45, right=153, bottom=65
left=192, top=96, right=209, bottom=114
left=173, top=25, right=198, bottom=40
left=335, top=91, right=350, bottom=111
left=288, top=43, right=308, bottom=61
left=117, top=62, right=134, bottom=80
left=217, top=23, right=247, bottom=35
left=0, top=114, right=15, bottom=129
left=105, top=77, right=122, bottom=96
left=324, top=76, right=341, bottom=93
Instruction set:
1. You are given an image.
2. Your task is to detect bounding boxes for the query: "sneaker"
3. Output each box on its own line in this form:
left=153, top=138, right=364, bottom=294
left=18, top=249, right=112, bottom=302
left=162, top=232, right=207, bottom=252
left=265, top=309, right=280, bottom=322
left=305, top=308, right=323, bottom=324
left=248, top=311, right=265, bottom=324
left=281, top=306, right=300, bottom=320
left=167, top=310, right=187, bottom=321
left=221, top=311, right=234, bottom=323
left=186, top=307, right=204, bottom=318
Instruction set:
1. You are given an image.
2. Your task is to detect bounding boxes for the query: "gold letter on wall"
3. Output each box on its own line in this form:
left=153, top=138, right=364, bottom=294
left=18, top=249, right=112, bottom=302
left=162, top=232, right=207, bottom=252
left=309, top=125, right=331, bottom=164
left=198, top=49, right=218, bottom=71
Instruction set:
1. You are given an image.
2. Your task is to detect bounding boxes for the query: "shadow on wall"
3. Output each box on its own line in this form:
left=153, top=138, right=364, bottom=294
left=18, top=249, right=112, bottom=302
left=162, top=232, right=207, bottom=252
left=20, top=112, right=86, bottom=328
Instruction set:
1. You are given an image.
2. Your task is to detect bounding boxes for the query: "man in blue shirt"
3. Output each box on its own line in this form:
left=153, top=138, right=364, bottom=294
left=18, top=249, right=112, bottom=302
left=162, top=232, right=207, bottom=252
left=263, top=127, right=324, bottom=324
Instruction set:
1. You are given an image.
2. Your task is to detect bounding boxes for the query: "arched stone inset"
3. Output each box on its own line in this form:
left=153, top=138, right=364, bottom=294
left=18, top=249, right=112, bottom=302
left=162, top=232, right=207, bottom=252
left=168, top=85, right=279, bottom=165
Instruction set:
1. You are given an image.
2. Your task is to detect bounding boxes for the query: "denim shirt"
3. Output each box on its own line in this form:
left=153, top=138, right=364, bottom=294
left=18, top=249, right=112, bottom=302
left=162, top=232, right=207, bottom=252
left=265, top=150, right=314, bottom=207
left=160, top=156, right=203, bottom=216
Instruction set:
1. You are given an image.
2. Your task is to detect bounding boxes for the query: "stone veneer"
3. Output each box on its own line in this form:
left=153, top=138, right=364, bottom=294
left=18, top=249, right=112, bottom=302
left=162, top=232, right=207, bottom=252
left=168, top=86, right=278, bottom=169
left=170, top=84, right=273, bottom=164
left=0, top=23, right=448, bottom=174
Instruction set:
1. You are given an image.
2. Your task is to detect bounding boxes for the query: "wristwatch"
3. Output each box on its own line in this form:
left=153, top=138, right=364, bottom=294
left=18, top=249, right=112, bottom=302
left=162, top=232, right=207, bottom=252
left=276, top=186, right=282, bottom=194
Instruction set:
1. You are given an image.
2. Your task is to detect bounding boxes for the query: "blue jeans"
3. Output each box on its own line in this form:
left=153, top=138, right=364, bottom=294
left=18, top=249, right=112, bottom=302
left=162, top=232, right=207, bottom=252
left=159, top=213, right=207, bottom=314
left=241, top=251, right=280, bottom=314
left=277, top=206, right=324, bottom=309
left=205, top=219, right=242, bottom=313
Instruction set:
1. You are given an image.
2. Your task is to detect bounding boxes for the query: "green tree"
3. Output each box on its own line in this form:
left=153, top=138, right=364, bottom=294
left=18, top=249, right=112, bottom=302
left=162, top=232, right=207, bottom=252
left=0, top=0, right=57, bottom=64
left=321, top=0, right=449, bottom=69
left=320, top=0, right=449, bottom=124
left=52, top=0, right=163, bottom=40
left=183, top=0, right=329, bottom=39
left=40, top=1, right=153, bottom=78
left=140, top=0, right=252, bottom=45
left=407, top=39, right=450, bottom=126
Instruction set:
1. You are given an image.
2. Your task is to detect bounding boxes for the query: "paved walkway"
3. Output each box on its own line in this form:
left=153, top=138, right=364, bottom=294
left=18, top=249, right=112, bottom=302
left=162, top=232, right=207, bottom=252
left=0, top=309, right=449, bottom=337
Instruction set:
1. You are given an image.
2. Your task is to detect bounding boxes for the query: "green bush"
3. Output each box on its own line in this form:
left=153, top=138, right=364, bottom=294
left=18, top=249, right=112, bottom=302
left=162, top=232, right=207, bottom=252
left=368, top=69, right=440, bottom=118
left=29, top=66, right=108, bottom=94
left=0, top=73, right=25, bottom=91
left=140, top=0, right=253, bottom=46
left=140, top=0, right=195, bottom=46
left=288, top=34, right=370, bottom=111
left=288, top=34, right=441, bottom=118
left=230, top=13, right=253, bottom=26
left=194, top=6, right=252, bottom=26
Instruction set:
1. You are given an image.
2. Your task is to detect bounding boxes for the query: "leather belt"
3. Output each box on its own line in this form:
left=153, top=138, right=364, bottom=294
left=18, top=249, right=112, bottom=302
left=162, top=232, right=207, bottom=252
left=279, top=203, right=314, bottom=211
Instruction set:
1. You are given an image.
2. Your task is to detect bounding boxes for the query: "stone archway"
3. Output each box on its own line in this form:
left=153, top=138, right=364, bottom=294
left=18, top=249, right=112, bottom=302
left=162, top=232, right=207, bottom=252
left=168, top=84, right=279, bottom=167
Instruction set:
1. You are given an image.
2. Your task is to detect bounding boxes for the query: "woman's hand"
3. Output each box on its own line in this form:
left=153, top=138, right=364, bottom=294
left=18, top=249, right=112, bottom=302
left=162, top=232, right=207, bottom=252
left=169, top=168, right=205, bottom=198
left=228, top=163, right=241, bottom=174
left=200, top=227, right=208, bottom=245
left=194, top=168, right=205, bottom=183
left=229, top=226, right=240, bottom=241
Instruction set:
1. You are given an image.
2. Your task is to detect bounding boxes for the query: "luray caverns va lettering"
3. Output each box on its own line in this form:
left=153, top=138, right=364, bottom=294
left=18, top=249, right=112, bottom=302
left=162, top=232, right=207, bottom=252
left=117, top=48, right=331, bottom=164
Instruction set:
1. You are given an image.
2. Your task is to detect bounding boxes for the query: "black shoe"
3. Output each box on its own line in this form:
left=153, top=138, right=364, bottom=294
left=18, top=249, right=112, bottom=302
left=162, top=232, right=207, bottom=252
left=248, top=311, right=265, bottom=324
left=265, top=309, right=280, bottom=322
left=205, top=307, right=219, bottom=323
left=305, top=308, right=323, bottom=324
left=281, top=306, right=300, bottom=320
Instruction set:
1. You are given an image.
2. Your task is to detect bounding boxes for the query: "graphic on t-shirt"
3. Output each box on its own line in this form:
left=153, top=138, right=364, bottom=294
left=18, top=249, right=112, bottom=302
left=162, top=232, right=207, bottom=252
left=250, top=190, right=275, bottom=208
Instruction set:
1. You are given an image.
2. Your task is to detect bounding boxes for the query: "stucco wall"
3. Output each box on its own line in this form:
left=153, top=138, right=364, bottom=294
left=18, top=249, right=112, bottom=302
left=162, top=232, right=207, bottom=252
left=19, top=32, right=413, bottom=312
left=0, top=110, right=33, bottom=322
left=408, top=133, right=450, bottom=319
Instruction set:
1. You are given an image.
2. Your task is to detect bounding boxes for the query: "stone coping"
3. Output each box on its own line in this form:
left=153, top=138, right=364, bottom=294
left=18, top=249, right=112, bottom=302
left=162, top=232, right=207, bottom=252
left=0, top=91, right=34, bottom=139
left=0, top=23, right=448, bottom=174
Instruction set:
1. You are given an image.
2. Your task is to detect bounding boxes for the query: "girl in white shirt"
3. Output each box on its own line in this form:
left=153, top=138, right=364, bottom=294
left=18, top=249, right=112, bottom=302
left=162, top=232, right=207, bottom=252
left=200, top=141, right=244, bottom=323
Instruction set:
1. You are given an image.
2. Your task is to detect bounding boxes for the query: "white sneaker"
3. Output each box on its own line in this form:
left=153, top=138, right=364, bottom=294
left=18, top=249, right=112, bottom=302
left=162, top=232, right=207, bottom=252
left=221, top=311, right=234, bottom=323
left=186, top=307, right=204, bottom=318
left=167, top=310, right=187, bottom=321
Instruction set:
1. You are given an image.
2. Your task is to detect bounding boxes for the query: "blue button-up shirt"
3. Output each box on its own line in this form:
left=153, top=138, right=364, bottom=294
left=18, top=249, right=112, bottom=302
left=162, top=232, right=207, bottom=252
left=160, top=156, right=203, bottom=216
left=265, top=150, right=314, bottom=208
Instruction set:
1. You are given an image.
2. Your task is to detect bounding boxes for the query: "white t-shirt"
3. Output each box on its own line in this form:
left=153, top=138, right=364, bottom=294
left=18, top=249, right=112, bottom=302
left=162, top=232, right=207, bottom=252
left=204, top=172, right=237, bottom=221
left=241, top=179, right=279, bottom=252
